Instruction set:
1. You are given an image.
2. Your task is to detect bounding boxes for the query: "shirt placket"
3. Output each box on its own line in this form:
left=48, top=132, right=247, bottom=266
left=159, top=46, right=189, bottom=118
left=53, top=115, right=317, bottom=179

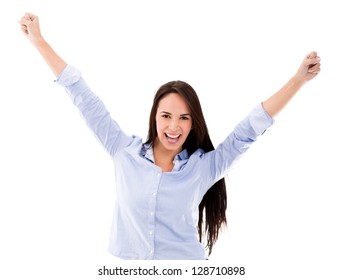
left=147, top=170, right=162, bottom=259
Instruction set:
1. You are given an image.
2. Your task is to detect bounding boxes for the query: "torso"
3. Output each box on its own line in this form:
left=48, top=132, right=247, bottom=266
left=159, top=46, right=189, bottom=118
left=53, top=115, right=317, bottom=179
left=154, top=160, right=174, bottom=172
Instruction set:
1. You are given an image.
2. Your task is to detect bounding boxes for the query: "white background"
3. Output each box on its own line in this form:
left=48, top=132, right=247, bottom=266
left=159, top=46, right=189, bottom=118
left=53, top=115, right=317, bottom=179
left=1, top=0, right=342, bottom=279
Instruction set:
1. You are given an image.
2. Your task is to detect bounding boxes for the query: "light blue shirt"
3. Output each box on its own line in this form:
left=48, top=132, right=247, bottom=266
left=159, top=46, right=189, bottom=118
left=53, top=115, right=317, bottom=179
left=55, top=65, right=274, bottom=260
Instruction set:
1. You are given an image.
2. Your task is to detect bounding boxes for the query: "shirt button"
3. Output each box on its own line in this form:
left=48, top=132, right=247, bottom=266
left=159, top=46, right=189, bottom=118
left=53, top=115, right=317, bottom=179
left=150, top=212, right=154, bottom=216
left=157, top=173, right=161, bottom=177
left=149, top=230, right=153, bottom=235
left=150, top=250, right=153, bottom=255
left=152, top=192, right=156, bottom=196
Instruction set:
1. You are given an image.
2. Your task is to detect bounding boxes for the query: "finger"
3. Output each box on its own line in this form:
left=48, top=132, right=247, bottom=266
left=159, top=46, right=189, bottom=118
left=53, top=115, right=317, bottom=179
left=309, top=60, right=321, bottom=67
left=306, top=51, right=317, bottom=59
left=308, top=63, right=321, bottom=74
left=21, top=25, right=28, bottom=34
left=19, top=16, right=27, bottom=24
left=25, top=12, right=36, bottom=21
left=19, top=13, right=36, bottom=25
left=306, top=56, right=321, bottom=68
left=18, top=19, right=27, bottom=25
left=309, top=70, right=320, bottom=75
left=19, top=17, right=32, bottom=26
left=309, top=64, right=321, bottom=71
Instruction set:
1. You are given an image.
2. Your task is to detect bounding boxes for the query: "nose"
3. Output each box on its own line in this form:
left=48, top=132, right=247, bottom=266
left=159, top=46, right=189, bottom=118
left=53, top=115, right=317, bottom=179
left=168, top=118, right=179, bottom=131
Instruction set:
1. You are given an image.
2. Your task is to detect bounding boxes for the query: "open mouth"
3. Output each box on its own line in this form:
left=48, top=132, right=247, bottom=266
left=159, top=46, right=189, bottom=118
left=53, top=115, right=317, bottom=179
left=165, top=133, right=181, bottom=144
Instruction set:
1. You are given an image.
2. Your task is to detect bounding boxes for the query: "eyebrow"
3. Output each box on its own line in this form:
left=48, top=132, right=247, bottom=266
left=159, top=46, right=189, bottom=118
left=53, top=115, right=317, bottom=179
left=160, top=111, right=191, bottom=117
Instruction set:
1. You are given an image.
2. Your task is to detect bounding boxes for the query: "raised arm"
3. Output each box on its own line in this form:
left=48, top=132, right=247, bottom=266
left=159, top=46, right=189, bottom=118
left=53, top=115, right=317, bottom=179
left=19, top=13, right=67, bottom=77
left=262, top=52, right=321, bottom=118
left=19, top=12, right=133, bottom=157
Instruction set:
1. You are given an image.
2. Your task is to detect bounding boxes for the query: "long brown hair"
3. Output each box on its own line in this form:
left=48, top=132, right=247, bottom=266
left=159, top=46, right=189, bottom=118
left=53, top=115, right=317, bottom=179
left=145, top=80, right=227, bottom=255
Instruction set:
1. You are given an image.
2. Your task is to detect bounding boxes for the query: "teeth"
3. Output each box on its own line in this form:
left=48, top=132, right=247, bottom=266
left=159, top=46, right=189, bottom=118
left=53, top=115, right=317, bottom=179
left=166, top=133, right=180, bottom=139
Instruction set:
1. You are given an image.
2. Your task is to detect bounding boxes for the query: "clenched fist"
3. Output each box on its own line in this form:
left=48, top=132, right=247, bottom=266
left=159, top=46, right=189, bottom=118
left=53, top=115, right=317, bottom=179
left=19, top=13, right=43, bottom=45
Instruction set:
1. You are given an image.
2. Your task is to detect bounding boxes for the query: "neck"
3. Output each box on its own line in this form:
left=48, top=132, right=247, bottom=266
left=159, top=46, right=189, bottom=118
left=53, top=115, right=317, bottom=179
left=153, top=140, right=181, bottom=172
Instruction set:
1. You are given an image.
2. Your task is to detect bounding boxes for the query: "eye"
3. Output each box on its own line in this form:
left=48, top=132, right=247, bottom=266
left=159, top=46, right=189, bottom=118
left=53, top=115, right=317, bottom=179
left=180, top=116, right=190, bottom=120
left=161, top=114, right=171, bottom=119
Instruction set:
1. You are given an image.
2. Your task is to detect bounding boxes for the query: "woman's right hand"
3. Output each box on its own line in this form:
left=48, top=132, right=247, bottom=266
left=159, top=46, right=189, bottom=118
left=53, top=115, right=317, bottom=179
left=18, top=12, right=67, bottom=77
left=19, top=13, right=43, bottom=45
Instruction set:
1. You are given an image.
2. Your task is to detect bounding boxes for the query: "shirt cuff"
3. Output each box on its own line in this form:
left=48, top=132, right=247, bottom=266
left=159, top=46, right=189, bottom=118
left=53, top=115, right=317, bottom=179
left=54, top=65, right=81, bottom=86
left=249, top=103, right=275, bottom=136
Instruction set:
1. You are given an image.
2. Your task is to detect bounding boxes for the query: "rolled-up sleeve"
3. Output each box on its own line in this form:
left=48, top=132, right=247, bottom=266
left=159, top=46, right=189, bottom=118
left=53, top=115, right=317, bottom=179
left=55, top=65, right=81, bottom=87
left=201, top=103, right=274, bottom=191
left=55, top=65, right=133, bottom=157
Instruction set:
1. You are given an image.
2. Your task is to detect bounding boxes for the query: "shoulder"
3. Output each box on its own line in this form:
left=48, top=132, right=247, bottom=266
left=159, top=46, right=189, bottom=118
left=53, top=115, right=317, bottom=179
left=117, top=135, right=144, bottom=157
left=191, top=148, right=206, bottom=158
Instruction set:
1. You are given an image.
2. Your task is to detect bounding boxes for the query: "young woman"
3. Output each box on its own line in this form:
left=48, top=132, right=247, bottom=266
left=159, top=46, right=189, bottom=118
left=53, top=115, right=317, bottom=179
left=19, top=13, right=321, bottom=260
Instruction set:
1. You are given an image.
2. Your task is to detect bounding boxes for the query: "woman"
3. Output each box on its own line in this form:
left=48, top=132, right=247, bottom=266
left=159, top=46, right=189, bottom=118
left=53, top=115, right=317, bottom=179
left=19, top=13, right=321, bottom=260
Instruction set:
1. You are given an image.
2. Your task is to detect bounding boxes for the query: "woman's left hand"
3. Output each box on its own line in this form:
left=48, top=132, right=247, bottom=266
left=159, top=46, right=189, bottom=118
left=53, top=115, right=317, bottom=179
left=295, top=51, right=321, bottom=82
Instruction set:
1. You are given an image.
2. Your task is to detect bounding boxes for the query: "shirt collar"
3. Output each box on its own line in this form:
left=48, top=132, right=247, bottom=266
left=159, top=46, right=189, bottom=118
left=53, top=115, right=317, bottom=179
left=141, top=144, right=189, bottom=164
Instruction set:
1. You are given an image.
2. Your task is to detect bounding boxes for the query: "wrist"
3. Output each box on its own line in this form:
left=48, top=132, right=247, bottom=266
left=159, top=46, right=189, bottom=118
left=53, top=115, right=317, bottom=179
left=31, top=36, right=46, bottom=48
left=290, top=75, right=306, bottom=88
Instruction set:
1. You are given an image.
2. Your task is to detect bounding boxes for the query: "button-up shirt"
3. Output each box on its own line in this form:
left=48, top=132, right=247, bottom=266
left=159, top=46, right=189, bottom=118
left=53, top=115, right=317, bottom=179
left=55, top=65, right=274, bottom=260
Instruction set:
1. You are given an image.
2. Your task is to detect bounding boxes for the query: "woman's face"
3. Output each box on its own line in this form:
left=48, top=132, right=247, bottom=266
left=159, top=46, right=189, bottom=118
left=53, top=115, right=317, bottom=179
left=155, top=93, right=193, bottom=154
